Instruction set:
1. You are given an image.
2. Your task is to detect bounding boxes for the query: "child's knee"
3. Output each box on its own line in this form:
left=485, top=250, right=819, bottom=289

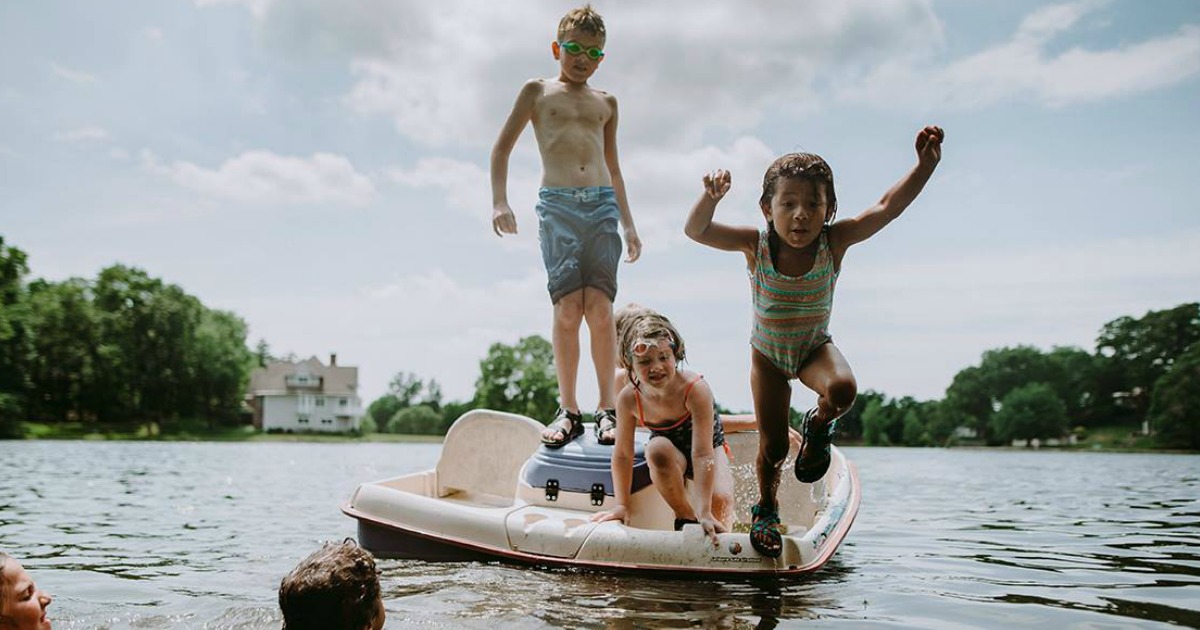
left=645, top=440, right=676, bottom=468
left=581, top=288, right=614, bottom=320
left=553, top=293, right=585, bottom=324
left=759, top=438, right=790, bottom=466
left=826, top=377, right=857, bottom=411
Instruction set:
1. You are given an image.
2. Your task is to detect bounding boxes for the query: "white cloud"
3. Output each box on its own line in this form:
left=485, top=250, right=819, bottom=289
left=837, top=1, right=1200, bottom=108
left=205, top=0, right=941, bottom=148
left=385, top=157, right=488, bottom=216
left=53, top=126, right=110, bottom=143
left=49, top=63, right=98, bottom=85
left=145, top=27, right=164, bottom=42
left=143, top=149, right=376, bottom=206
left=193, top=0, right=273, bottom=20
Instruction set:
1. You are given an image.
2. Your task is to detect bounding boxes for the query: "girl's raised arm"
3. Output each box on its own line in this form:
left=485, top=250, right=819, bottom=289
left=684, top=170, right=758, bottom=256
left=831, top=126, right=944, bottom=251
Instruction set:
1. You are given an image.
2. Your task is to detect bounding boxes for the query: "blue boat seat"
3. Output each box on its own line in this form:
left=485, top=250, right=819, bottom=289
left=522, top=423, right=652, bottom=497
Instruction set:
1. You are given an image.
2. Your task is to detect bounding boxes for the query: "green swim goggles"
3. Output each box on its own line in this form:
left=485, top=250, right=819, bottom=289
left=558, top=40, right=605, bottom=61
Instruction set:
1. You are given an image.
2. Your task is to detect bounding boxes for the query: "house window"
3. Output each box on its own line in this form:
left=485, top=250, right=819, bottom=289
left=339, top=398, right=348, bottom=406
left=316, top=398, right=325, bottom=407
left=321, top=418, right=332, bottom=425
left=298, top=415, right=309, bottom=424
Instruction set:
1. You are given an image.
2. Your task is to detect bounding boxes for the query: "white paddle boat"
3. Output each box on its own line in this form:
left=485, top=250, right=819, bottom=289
left=342, top=409, right=859, bottom=576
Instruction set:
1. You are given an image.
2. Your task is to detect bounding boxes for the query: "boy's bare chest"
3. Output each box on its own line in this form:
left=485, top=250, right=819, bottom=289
left=534, top=91, right=610, bottom=129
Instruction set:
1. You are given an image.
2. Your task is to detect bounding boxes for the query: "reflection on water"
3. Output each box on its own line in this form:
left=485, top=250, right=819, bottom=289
left=0, top=442, right=1197, bottom=628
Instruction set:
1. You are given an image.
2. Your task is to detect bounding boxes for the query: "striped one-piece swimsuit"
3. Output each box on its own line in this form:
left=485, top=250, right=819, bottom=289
left=749, top=228, right=839, bottom=378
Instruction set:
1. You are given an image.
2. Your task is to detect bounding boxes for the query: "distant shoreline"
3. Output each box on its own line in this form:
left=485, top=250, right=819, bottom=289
left=13, top=421, right=444, bottom=443
left=11, top=422, right=1192, bottom=453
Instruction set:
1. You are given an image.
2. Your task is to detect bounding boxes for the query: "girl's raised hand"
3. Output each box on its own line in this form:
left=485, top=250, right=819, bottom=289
left=915, top=125, right=944, bottom=169
left=702, top=169, right=732, bottom=201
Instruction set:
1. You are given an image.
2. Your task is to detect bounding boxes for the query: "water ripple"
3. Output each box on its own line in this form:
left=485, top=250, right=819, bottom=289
left=0, top=442, right=1196, bottom=628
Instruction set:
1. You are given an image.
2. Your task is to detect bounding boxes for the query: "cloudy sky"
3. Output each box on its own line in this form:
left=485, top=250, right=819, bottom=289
left=2, top=0, right=1198, bottom=413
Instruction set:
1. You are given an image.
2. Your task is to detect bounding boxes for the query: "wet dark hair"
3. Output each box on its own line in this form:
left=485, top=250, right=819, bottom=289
left=279, top=540, right=381, bottom=630
left=759, top=152, right=838, bottom=225
left=617, top=305, right=686, bottom=388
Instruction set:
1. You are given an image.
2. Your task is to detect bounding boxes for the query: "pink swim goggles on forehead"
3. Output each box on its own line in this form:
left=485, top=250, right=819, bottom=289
left=631, top=338, right=675, bottom=357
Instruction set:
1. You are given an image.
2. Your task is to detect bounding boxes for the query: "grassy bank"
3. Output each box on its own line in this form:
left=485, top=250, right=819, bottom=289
left=1064, top=425, right=1157, bottom=451
left=17, top=420, right=443, bottom=443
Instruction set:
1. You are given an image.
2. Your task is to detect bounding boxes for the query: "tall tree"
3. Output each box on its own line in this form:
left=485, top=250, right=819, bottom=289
left=1095, top=303, right=1200, bottom=420
left=1045, top=346, right=1100, bottom=426
left=1148, top=343, right=1200, bottom=449
left=473, top=335, right=559, bottom=423
left=368, top=371, right=445, bottom=430
left=93, top=265, right=203, bottom=423
left=0, top=236, right=30, bottom=437
left=23, top=279, right=100, bottom=423
left=943, top=365, right=992, bottom=440
left=944, top=345, right=1084, bottom=443
left=188, top=309, right=253, bottom=425
left=990, top=383, right=1068, bottom=445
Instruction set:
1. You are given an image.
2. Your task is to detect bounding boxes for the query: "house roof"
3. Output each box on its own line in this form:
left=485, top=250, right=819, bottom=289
left=248, top=355, right=359, bottom=396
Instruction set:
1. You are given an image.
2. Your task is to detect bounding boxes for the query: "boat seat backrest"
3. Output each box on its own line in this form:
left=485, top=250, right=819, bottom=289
left=436, top=409, right=545, bottom=499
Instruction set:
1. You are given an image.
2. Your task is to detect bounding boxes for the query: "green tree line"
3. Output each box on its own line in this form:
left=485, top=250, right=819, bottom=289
left=830, top=303, right=1199, bottom=449
left=0, top=236, right=254, bottom=437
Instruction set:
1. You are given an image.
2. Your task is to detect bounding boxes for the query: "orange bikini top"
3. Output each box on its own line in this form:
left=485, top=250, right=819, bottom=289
left=633, top=375, right=704, bottom=432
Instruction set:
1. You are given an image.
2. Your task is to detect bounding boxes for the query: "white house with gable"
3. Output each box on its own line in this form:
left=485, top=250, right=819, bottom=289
left=246, top=354, right=365, bottom=433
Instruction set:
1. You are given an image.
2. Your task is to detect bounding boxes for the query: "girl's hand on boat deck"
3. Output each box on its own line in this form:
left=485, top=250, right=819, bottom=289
left=591, top=505, right=628, bottom=524
left=699, top=515, right=725, bottom=547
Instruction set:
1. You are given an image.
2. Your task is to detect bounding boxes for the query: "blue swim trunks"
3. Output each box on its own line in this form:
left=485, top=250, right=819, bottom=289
left=536, top=186, right=622, bottom=304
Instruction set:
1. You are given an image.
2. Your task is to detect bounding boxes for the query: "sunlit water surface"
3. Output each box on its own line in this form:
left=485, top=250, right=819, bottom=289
left=0, top=442, right=1197, bottom=628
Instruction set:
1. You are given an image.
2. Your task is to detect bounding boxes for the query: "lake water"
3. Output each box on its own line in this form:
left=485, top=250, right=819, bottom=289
left=0, top=441, right=1197, bottom=629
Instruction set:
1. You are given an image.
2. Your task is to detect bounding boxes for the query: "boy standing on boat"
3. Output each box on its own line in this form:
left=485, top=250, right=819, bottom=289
left=490, top=4, right=641, bottom=447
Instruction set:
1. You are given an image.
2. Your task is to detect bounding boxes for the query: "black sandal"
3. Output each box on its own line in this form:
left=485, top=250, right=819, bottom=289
left=674, top=517, right=698, bottom=531
left=749, top=503, right=782, bottom=558
left=593, top=408, right=617, bottom=445
left=794, top=407, right=834, bottom=483
left=541, top=408, right=583, bottom=448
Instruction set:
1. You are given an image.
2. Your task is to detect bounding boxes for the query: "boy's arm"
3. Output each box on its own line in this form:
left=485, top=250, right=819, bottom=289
left=831, top=125, right=944, bottom=252
left=683, top=170, right=758, bottom=256
left=603, top=95, right=641, bottom=262
left=490, top=80, right=541, bottom=236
